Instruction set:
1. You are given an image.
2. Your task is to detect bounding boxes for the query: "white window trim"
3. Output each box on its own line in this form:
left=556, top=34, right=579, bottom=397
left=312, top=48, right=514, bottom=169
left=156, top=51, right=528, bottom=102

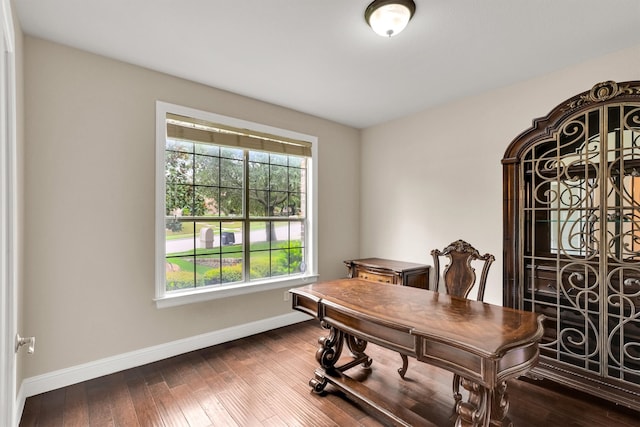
left=155, top=101, right=318, bottom=308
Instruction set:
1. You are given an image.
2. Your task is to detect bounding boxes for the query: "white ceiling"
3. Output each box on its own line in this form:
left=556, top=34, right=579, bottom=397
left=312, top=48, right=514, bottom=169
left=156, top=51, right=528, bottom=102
left=14, top=0, right=640, bottom=129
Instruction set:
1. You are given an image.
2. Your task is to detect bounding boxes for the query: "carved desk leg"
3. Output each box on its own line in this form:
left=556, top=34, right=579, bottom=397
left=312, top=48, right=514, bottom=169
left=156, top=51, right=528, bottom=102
left=398, top=354, right=409, bottom=379
left=488, top=381, right=511, bottom=427
left=455, top=378, right=512, bottom=427
left=345, top=334, right=373, bottom=369
left=310, top=322, right=373, bottom=393
left=452, top=373, right=462, bottom=405
left=455, top=378, right=488, bottom=427
left=310, top=322, right=345, bottom=393
left=315, top=322, right=344, bottom=369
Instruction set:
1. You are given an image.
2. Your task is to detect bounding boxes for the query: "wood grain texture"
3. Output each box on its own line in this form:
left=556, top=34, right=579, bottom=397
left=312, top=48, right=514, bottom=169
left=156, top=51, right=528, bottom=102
left=293, top=279, right=542, bottom=356
left=20, top=320, right=639, bottom=427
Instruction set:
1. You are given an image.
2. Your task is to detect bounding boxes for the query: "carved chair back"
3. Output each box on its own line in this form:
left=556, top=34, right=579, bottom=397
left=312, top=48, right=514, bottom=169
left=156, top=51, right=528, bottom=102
left=431, top=239, right=495, bottom=301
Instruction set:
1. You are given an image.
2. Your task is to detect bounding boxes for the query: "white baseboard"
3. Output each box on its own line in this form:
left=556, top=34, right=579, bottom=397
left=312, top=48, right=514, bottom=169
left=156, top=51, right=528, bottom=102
left=16, top=311, right=311, bottom=422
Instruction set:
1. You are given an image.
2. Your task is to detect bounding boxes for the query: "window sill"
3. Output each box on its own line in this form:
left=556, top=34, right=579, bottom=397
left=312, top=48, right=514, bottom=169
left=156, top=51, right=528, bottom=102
left=154, top=274, right=319, bottom=309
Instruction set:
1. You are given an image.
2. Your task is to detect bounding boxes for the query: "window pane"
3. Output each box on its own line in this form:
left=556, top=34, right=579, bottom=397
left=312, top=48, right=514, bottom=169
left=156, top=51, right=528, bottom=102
left=290, top=221, right=304, bottom=248
left=166, top=139, right=193, bottom=153
left=281, top=197, right=298, bottom=216
left=270, top=153, right=288, bottom=166
left=220, top=158, right=243, bottom=188
left=250, top=221, right=271, bottom=246
left=221, top=259, right=243, bottom=284
left=194, top=154, right=219, bottom=186
left=289, top=246, right=305, bottom=273
left=269, top=164, right=288, bottom=191
left=195, top=143, right=219, bottom=156
left=195, top=221, right=221, bottom=252
left=221, top=146, right=243, bottom=160
left=249, top=221, right=269, bottom=280
left=288, top=156, right=304, bottom=168
left=165, top=150, right=193, bottom=184
left=166, top=221, right=195, bottom=256
left=270, top=191, right=288, bottom=215
left=166, top=256, right=196, bottom=290
left=270, top=249, right=288, bottom=277
left=220, top=223, right=243, bottom=284
left=271, top=246, right=305, bottom=275
left=249, top=191, right=269, bottom=217
left=286, top=193, right=302, bottom=217
left=250, top=252, right=269, bottom=280
left=165, top=184, right=193, bottom=216
left=248, top=161, right=269, bottom=190
left=288, top=167, right=302, bottom=192
left=277, top=221, right=290, bottom=241
left=219, top=188, right=243, bottom=217
left=221, top=221, right=243, bottom=248
left=249, top=151, right=269, bottom=163
left=201, top=256, right=221, bottom=286
left=195, top=186, right=219, bottom=216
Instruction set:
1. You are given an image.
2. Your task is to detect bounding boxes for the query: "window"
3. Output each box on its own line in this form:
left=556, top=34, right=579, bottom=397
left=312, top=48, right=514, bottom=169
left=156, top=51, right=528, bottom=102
left=155, top=102, right=317, bottom=307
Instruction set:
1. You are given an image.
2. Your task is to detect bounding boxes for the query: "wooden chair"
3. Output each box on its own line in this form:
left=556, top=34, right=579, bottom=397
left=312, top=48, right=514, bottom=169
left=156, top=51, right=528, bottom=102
left=397, top=240, right=494, bottom=384
left=431, top=239, right=495, bottom=406
left=431, top=239, right=494, bottom=301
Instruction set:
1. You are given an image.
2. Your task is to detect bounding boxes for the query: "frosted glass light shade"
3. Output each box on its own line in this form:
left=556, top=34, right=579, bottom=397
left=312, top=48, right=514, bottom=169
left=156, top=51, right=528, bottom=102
left=365, top=0, right=416, bottom=37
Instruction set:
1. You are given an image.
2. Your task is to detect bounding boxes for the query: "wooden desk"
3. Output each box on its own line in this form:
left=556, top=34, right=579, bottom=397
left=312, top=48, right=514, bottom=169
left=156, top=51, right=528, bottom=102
left=290, top=279, right=544, bottom=427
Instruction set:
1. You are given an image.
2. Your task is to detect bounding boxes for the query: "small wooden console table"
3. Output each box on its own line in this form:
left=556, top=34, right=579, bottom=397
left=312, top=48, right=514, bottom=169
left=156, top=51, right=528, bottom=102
left=344, top=257, right=430, bottom=289
left=290, top=279, right=544, bottom=427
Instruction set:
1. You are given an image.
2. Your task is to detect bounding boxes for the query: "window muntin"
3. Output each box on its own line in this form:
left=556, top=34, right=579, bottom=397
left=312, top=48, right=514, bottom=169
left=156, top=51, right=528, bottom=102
left=158, top=103, right=315, bottom=301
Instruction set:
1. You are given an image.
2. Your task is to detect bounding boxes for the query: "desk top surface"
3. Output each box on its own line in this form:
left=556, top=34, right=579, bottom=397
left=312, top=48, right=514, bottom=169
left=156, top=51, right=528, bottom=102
left=291, top=279, right=543, bottom=357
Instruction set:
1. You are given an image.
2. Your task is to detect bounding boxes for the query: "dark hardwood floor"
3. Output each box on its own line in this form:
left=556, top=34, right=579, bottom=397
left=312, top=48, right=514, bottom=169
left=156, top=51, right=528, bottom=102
left=20, top=320, right=640, bottom=426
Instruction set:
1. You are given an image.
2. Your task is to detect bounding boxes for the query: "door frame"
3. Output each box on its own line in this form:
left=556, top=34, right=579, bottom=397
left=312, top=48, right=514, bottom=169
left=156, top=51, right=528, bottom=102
left=0, top=0, right=18, bottom=424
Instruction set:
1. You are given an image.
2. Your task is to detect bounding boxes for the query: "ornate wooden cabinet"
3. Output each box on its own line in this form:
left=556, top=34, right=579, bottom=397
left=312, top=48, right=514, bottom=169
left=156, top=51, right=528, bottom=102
left=503, top=81, right=640, bottom=410
left=344, top=258, right=430, bottom=289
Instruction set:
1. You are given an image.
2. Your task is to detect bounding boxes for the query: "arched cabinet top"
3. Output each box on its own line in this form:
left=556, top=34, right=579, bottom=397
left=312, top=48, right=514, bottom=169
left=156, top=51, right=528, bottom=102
left=502, top=80, right=640, bottom=164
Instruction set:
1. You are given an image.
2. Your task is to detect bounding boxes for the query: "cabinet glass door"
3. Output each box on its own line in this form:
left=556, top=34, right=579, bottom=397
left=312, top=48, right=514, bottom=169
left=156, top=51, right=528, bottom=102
left=522, top=108, right=603, bottom=373
left=522, top=104, right=640, bottom=381
left=603, top=105, right=640, bottom=383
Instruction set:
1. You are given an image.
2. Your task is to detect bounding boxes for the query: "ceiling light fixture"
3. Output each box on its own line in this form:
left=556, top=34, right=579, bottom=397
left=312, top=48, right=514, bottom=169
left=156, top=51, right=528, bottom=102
left=365, top=0, right=416, bottom=37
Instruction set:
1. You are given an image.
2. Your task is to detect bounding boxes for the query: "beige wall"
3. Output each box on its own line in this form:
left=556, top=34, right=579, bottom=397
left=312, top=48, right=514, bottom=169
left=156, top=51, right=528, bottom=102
left=360, top=44, right=640, bottom=305
left=22, top=36, right=360, bottom=377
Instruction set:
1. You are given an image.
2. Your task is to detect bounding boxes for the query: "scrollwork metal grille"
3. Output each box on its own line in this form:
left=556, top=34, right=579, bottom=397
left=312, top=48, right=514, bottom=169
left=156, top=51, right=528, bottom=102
left=522, top=104, right=640, bottom=383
